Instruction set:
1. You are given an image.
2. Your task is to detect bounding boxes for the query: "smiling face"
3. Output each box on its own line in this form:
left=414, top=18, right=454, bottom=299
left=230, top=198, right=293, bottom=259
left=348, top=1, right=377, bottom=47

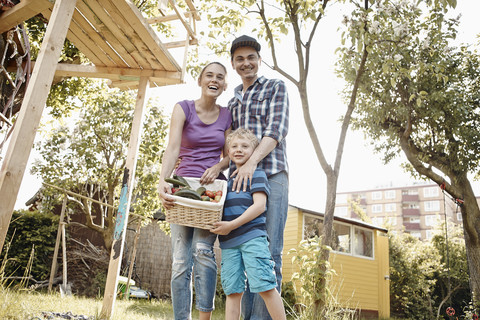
left=227, top=136, right=255, bottom=167
left=231, top=46, right=260, bottom=85
left=198, top=63, right=227, bottom=99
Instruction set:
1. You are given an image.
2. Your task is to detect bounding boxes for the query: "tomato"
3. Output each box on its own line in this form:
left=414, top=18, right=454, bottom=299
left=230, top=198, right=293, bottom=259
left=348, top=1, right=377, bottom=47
left=201, top=195, right=211, bottom=201
left=205, top=190, right=215, bottom=198
left=215, top=190, right=223, bottom=197
left=214, top=195, right=222, bottom=202
left=171, top=187, right=178, bottom=194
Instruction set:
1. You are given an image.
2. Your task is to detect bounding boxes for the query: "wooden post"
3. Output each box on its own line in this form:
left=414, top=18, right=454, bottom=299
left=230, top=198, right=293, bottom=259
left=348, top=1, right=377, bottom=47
left=48, top=196, right=68, bottom=292
left=100, top=76, right=150, bottom=319
left=124, top=221, right=142, bottom=300
left=0, top=0, right=77, bottom=253
left=60, top=220, right=70, bottom=296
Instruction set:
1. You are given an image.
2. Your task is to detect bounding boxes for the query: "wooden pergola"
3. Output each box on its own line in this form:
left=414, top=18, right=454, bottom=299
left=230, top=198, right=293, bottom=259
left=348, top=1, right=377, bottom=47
left=0, top=0, right=199, bottom=318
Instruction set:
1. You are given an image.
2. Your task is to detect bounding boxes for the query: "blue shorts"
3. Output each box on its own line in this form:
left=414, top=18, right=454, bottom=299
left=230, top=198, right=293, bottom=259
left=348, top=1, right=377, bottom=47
left=220, top=236, right=277, bottom=296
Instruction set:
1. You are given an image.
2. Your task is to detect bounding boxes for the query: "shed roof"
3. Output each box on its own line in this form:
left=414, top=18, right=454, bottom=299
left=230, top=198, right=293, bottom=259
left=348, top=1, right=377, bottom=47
left=0, top=0, right=197, bottom=89
left=290, top=205, right=389, bottom=233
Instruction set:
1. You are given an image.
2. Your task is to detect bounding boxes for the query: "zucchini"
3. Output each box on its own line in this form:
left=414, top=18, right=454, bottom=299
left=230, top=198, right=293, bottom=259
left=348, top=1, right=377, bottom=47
left=174, top=188, right=202, bottom=200
left=165, top=177, right=189, bottom=187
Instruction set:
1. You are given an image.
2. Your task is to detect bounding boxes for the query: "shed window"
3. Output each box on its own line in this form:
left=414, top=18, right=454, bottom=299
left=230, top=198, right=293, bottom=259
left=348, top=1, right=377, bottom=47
left=303, top=214, right=374, bottom=259
left=353, top=228, right=373, bottom=258
left=333, top=223, right=351, bottom=253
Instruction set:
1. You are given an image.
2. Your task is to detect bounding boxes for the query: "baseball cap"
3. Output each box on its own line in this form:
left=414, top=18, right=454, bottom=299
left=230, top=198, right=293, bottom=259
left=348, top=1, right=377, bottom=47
left=230, top=35, right=261, bottom=56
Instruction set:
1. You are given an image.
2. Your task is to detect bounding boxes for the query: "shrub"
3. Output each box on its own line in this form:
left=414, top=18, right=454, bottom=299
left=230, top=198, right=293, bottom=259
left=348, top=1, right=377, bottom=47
left=0, top=209, right=58, bottom=286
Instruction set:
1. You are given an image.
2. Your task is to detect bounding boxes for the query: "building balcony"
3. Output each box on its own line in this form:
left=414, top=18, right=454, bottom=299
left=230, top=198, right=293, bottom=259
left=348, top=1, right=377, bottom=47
left=402, top=194, right=419, bottom=201
left=402, top=208, right=420, bottom=216
left=403, top=222, right=421, bottom=230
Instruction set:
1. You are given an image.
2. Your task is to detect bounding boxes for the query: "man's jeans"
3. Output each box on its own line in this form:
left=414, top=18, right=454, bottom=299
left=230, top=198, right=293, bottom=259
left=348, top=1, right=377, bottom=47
left=170, top=224, right=217, bottom=320
left=241, top=171, right=289, bottom=320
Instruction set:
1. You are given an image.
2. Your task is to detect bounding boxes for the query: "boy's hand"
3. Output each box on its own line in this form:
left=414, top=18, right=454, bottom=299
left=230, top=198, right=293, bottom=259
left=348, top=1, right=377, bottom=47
left=210, top=221, right=234, bottom=235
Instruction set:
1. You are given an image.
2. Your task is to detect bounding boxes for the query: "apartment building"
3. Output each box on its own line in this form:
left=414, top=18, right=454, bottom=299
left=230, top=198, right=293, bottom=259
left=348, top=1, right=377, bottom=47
left=335, top=183, right=464, bottom=241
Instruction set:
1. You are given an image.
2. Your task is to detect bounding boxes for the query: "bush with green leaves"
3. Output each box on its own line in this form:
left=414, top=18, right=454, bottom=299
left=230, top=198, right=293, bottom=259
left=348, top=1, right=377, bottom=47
left=0, top=209, right=58, bottom=287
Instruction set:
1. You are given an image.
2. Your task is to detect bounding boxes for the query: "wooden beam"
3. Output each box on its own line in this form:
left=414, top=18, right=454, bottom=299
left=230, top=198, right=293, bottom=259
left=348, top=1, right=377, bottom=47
left=77, top=0, right=142, bottom=68
left=48, top=196, right=68, bottom=293
left=168, top=0, right=196, bottom=42
left=146, top=11, right=197, bottom=24
left=96, top=0, right=164, bottom=70
left=184, top=0, right=200, bottom=20
left=164, top=38, right=198, bottom=49
left=0, top=0, right=78, bottom=252
left=53, top=63, right=182, bottom=83
left=101, top=76, right=150, bottom=319
left=41, top=7, right=108, bottom=66
left=110, top=0, right=180, bottom=72
left=0, top=0, right=53, bottom=34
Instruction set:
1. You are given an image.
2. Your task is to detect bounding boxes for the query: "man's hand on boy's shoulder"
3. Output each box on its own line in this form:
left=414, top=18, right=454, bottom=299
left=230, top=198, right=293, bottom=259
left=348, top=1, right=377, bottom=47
left=210, top=221, right=234, bottom=236
left=230, top=160, right=257, bottom=193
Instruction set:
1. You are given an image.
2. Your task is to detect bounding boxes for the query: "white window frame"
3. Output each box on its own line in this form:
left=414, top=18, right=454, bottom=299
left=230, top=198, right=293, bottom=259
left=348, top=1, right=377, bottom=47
left=423, top=186, right=439, bottom=198
left=353, top=226, right=374, bottom=259
left=303, top=215, right=375, bottom=260
left=372, top=204, right=382, bottom=213
left=371, top=191, right=382, bottom=200
left=424, top=200, right=440, bottom=212
left=385, top=203, right=396, bottom=212
left=386, top=216, right=397, bottom=226
left=425, top=214, right=439, bottom=226
left=385, top=190, right=396, bottom=199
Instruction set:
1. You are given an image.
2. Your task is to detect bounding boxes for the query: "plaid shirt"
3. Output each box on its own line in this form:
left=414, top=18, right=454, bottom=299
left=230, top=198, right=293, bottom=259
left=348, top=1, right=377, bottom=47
left=228, top=76, right=289, bottom=176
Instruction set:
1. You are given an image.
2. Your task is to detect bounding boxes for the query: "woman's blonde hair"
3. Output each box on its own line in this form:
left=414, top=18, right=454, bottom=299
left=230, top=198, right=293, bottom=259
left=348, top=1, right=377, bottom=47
left=226, top=128, right=259, bottom=149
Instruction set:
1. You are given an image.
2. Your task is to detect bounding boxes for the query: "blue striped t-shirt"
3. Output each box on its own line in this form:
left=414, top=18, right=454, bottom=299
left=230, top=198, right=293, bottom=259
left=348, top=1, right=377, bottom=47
left=219, top=169, right=270, bottom=249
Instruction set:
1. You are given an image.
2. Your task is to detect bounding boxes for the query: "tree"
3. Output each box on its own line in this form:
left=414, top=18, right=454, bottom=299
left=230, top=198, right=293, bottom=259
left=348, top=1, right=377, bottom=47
left=338, top=0, right=480, bottom=305
left=199, top=1, right=369, bottom=316
left=31, top=82, right=169, bottom=251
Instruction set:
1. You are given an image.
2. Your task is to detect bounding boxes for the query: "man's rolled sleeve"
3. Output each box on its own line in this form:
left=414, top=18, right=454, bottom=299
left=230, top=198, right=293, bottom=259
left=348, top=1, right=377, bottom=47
left=262, top=80, right=289, bottom=144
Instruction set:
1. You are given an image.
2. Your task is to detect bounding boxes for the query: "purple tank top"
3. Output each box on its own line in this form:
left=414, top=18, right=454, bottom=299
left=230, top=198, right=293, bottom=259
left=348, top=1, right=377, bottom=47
left=174, top=100, right=232, bottom=179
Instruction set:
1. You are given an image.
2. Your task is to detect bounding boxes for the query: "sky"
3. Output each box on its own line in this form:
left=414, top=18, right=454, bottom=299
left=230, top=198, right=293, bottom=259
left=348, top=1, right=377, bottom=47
left=11, top=1, right=480, bottom=212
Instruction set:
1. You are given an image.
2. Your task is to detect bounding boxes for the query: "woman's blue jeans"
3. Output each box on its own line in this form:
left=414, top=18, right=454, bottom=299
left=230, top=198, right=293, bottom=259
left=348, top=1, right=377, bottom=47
left=241, top=171, right=289, bottom=320
left=170, top=224, right=217, bottom=320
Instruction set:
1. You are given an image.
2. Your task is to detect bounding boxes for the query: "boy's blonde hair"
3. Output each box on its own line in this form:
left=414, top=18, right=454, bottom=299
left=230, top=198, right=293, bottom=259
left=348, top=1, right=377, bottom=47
left=226, top=128, right=259, bottom=149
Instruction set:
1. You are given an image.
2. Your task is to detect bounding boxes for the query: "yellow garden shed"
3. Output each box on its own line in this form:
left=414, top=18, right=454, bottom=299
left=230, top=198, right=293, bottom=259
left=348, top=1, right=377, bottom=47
left=283, top=205, right=390, bottom=319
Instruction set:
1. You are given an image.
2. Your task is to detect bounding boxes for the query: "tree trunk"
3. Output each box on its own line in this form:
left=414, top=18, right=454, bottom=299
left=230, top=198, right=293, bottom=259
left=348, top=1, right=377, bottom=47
left=458, top=178, right=480, bottom=306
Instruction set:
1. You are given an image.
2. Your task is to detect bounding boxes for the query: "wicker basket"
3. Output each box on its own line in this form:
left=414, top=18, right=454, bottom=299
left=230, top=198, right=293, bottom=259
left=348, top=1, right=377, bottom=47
left=165, top=177, right=227, bottom=230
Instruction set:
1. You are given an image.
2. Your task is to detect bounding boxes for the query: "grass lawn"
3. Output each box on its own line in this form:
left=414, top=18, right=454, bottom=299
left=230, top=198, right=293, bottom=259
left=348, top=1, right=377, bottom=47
left=0, top=287, right=226, bottom=320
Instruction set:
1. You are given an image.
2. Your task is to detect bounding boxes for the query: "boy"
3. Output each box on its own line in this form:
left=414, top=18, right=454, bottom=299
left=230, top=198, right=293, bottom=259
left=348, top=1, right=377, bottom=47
left=211, top=128, right=286, bottom=320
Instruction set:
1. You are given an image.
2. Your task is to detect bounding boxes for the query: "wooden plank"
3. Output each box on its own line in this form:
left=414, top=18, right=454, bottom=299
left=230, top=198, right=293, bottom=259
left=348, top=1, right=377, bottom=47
left=184, top=0, right=200, bottom=20
left=0, top=0, right=53, bottom=34
left=53, top=63, right=182, bottom=83
left=101, top=76, right=150, bottom=319
left=71, top=2, right=129, bottom=67
left=97, top=0, right=164, bottom=70
left=0, top=0, right=77, bottom=252
left=108, top=78, right=177, bottom=90
left=164, top=38, right=198, bottom=49
left=146, top=11, right=196, bottom=24
left=110, top=0, right=180, bottom=72
left=41, top=8, right=111, bottom=67
left=168, top=0, right=196, bottom=41
left=78, top=0, right=141, bottom=68
left=48, top=196, right=68, bottom=292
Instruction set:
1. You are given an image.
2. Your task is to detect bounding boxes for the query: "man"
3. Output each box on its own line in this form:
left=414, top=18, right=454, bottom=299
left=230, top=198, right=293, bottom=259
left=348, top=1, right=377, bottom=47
left=228, top=35, right=289, bottom=320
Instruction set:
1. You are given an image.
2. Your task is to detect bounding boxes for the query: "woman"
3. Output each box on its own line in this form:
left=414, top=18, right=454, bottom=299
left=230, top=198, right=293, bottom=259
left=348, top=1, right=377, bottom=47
left=158, top=62, right=232, bottom=320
